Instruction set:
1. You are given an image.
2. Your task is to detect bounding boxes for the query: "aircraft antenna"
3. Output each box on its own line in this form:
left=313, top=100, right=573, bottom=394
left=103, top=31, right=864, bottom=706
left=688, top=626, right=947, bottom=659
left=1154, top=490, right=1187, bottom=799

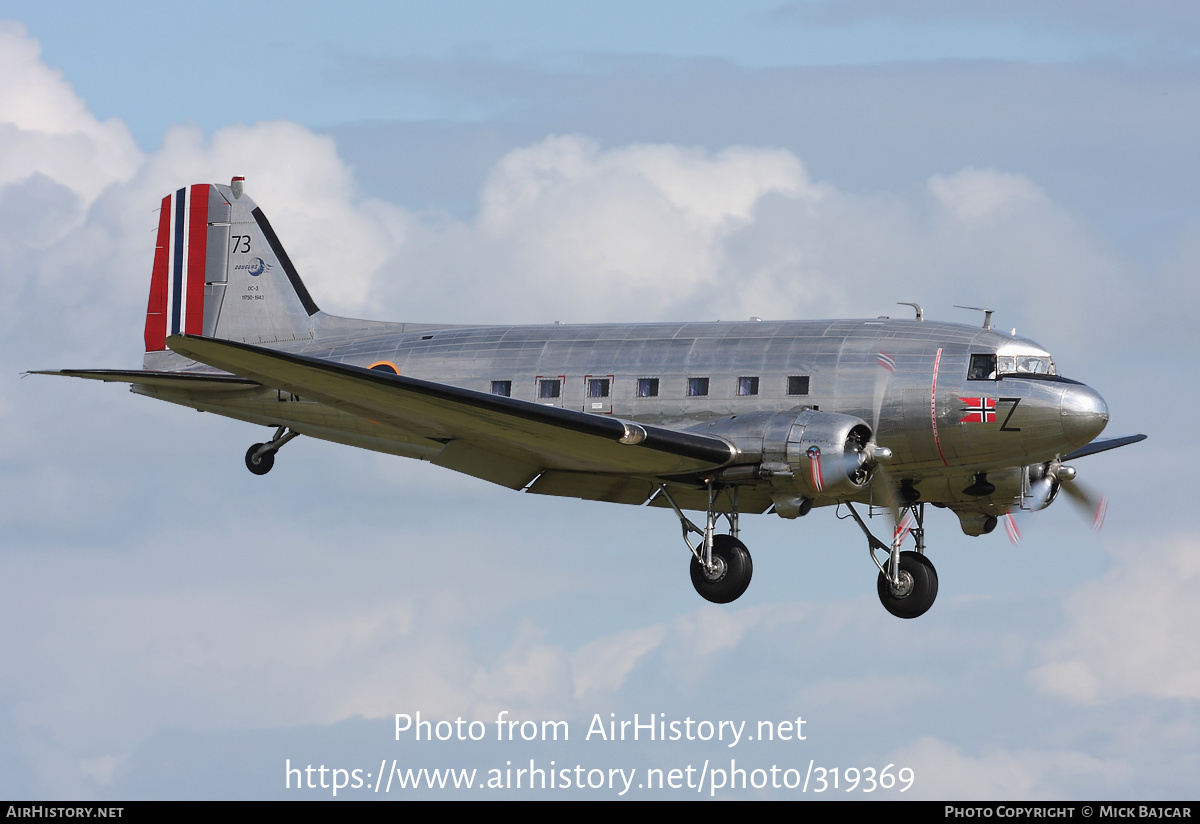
left=897, top=302, right=923, bottom=322
left=953, top=305, right=994, bottom=330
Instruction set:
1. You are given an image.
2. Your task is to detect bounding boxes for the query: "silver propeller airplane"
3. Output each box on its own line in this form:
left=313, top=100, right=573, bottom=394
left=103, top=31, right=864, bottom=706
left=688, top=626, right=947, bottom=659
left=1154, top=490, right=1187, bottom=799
left=38, top=178, right=1145, bottom=618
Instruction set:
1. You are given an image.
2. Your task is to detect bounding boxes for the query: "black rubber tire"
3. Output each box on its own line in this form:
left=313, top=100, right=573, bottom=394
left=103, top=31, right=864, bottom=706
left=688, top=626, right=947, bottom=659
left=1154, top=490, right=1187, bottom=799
left=877, top=550, right=938, bottom=619
left=690, top=535, right=753, bottom=604
left=245, top=443, right=275, bottom=475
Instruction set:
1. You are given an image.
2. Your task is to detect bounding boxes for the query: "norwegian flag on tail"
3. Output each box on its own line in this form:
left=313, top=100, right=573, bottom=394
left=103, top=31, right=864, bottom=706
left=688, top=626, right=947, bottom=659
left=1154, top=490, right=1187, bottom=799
left=958, top=397, right=996, bottom=423
left=145, top=184, right=230, bottom=351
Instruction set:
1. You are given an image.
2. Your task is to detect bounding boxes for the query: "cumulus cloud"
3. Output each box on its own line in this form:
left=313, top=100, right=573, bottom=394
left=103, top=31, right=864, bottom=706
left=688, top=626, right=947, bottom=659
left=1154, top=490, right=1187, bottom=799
left=365, top=140, right=1135, bottom=361
left=0, top=21, right=1137, bottom=359
left=0, top=22, right=140, bottom=211
left=1029, top=537, right=1200, bottom=703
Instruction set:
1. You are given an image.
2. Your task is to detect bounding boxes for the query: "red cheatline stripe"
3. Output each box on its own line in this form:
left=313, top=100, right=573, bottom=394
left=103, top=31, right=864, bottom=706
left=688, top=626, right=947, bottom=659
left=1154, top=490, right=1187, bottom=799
left=185, top=184, right=209, bottom=335
left=144, top=194, right=172, bottom=351
left=931, top=347, right=949, bottom=466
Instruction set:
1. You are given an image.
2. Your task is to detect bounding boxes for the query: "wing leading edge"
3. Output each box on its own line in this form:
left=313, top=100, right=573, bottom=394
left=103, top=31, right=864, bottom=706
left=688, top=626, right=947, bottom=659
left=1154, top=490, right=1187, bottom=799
left=165, top=335, right=737, bottom=488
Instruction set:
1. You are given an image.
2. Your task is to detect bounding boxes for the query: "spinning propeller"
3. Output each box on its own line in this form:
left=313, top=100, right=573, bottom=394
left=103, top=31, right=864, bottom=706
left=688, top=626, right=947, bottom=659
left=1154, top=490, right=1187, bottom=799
left=859, top=350, right=903, bottom=533
left=1003, top=458, right=1109, bottom=544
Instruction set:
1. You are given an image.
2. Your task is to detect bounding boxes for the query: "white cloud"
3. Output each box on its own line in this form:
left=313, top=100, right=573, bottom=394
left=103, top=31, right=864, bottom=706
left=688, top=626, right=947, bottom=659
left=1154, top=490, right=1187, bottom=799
left=1030, top=537, right=1200, bottom=703
left=0, top=22, right=140, bottom=210
left=928, top=167, right=1044, bottom=221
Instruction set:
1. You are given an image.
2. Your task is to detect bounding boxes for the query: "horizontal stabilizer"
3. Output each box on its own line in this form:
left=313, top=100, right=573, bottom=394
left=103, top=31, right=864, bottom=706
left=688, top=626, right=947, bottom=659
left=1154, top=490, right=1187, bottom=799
left=29, top=369, right=262, bottom=391
left=1063, top=433, right=1147, bottom=461
left=165, top=334, right=736, bottom=477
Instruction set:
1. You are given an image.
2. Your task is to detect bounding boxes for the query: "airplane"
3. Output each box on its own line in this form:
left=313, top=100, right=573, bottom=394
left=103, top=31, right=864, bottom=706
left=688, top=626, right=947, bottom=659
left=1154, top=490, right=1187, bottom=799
left=36, top=178, right=1145, bottom=618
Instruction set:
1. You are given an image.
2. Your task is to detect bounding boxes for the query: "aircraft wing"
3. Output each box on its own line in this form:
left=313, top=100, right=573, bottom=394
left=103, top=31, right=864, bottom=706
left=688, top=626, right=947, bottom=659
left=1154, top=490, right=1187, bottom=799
left=165, top=334, right=736, bottom=489
left=1063, top=433, right=1147, bottom=461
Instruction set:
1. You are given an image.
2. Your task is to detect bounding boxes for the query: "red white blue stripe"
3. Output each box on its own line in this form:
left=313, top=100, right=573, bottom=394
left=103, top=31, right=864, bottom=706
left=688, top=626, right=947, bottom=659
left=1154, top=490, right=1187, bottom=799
left=145, top=184, right=210, bottom=350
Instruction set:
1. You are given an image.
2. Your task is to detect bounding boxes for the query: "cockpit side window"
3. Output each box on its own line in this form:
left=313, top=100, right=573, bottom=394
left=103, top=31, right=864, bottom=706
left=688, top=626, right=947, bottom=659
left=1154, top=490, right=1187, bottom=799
left=968, top=354, right=997, bottom=381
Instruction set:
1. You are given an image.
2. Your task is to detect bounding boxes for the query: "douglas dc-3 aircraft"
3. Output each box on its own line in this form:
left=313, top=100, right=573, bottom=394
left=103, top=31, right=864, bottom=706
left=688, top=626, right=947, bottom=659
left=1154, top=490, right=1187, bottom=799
left=39, top=179, right=1145, bottom=618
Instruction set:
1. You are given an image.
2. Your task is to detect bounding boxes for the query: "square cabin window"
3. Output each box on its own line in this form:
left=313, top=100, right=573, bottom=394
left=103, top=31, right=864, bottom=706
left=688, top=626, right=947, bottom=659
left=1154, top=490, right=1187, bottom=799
left=737, top=376, right=759, bottom=396
left=688, top=377, right=710, bottom=397
left=491, top=380, right=512, bottom=397
left=787, top=375, right=810, bottom=396
left=588, top=378, right=610, bottom=398
left=637, top=378, right=659, bottom=398
left=538, top=378, right=561, bottom=399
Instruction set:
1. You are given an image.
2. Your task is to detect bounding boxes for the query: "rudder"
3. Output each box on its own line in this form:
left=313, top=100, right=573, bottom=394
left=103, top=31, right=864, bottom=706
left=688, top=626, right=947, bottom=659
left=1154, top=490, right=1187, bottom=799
left=144, top=177, right=319, bottom=356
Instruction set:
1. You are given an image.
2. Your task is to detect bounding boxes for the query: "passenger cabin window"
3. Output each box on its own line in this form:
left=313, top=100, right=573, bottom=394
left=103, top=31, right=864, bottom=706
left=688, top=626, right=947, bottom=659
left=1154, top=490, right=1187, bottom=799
left=539, top=379, right=561, bottom=399
left=968, top=354, right=997, bottom=381
left=637, top=378, right=659, bottom=398
left=787, top=375, right=810, bottom=396
left=588, top=378, right=610, bottom=398
left=491, top=380, right=512, bottom=397
left=688, top=377, right=709, bottom=397
left=738, top=376, right=759, bottom=396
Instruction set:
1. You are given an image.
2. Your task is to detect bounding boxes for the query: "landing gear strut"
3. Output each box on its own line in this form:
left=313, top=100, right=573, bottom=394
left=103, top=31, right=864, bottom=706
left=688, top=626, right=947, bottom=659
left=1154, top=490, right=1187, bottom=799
left=245, top=426, right=299, bottom=475
left=844, top=501, right=939, bottom=619
left=659, top=481, right=753, bottom=603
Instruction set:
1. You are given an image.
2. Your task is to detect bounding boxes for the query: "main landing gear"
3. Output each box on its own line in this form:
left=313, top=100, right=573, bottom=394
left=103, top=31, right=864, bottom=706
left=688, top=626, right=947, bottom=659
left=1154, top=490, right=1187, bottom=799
left=244, top=426, right=299, bottom=475
left=658, top=482, right=753, bottom=604
left=844, top=501, right=939, bottom=618
left=658, top=482, right=938, bottom=617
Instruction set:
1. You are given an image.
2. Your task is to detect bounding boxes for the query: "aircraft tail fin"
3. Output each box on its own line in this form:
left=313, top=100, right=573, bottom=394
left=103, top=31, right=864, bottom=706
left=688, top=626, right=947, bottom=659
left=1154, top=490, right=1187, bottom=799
left=143, top=179, right=319, bottom=361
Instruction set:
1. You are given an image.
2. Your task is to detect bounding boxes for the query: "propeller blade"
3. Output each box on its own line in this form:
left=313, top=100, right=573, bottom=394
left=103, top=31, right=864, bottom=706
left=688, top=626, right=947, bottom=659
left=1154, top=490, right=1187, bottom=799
left=1003, top=510, right=1023, bottom=545
left=1060, top=480, right=1107, bottom=531
left=870, top=463, right=904, bottom=544
left=872, top=350, right=895, bottom=434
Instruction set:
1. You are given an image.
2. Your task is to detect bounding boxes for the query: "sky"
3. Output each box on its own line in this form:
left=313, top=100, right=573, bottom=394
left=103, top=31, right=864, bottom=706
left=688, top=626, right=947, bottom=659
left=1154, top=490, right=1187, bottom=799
left=0, top=1, right=1195, bottom=800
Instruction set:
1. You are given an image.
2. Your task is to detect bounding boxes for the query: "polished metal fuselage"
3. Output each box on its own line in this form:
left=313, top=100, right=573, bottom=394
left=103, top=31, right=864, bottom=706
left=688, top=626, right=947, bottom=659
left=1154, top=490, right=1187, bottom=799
left=139, top=313, right=1109, bottom=517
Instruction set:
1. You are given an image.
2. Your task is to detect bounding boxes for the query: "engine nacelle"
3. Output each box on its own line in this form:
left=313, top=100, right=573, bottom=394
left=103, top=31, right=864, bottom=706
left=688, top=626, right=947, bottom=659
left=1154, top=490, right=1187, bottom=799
left=690, top=409, right=875, bottom=498
left=778, top=410, right=874, bottom=496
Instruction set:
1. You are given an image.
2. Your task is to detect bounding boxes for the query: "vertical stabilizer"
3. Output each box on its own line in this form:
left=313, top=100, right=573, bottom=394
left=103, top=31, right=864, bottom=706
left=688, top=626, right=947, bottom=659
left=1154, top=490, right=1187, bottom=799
left=144, top=179, right=318, bottom=364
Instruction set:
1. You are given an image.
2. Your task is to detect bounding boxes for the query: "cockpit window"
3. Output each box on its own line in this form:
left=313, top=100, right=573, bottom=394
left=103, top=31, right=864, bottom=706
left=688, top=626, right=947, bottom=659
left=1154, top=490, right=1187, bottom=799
left=998, top=355, right=1055, bottom=376
left=968, top=354, right=996, bottom=381
left=972, top=351, right=1059, bottom=380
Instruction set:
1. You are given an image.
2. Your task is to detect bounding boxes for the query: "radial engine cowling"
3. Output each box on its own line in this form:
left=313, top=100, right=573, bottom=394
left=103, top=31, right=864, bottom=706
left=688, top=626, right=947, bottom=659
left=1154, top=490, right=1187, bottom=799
left=765, top=410, right=875, bottom=498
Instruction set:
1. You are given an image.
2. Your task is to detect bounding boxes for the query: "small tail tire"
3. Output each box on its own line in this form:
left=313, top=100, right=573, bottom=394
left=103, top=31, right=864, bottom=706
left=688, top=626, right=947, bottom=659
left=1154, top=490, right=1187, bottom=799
left=690, top=535, right=753, bottom=604
left=245, top=444, right=275, bottom=475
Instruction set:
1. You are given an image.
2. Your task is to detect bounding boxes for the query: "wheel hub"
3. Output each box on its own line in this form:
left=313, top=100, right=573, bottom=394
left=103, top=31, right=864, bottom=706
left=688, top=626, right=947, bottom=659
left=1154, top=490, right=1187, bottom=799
left=889, top=569, right=915, bottom=598
left=702, top=554, right=728, bottom=582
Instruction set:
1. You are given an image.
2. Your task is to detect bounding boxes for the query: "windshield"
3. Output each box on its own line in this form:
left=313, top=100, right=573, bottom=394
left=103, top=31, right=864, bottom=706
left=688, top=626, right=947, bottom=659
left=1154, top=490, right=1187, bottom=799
left=998, top=354, right=1055, bottom=375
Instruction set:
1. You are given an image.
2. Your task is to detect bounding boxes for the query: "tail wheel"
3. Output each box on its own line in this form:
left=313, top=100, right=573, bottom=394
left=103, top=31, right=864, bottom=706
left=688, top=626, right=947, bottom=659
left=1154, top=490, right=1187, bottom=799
left=877, top=550, right=938, bottom=619
left=690, top=535, right=753, bottom=604
left=245, top=444, right=275, bottom=475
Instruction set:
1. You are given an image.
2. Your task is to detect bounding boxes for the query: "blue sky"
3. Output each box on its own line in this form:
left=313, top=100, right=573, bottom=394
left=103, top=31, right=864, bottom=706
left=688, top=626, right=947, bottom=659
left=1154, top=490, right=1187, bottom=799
left=0, top=1, right=1195, bottom=799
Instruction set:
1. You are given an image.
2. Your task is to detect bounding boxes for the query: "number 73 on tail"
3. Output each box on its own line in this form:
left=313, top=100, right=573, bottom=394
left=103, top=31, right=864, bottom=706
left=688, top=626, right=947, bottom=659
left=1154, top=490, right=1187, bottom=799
left=37, top=178, right=1145, bottom=618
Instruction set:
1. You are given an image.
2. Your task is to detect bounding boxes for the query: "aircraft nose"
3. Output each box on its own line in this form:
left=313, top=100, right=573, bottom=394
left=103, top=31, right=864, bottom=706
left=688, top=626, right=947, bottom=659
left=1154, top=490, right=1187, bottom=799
left=1061, top=383, right=1109, bottom=448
